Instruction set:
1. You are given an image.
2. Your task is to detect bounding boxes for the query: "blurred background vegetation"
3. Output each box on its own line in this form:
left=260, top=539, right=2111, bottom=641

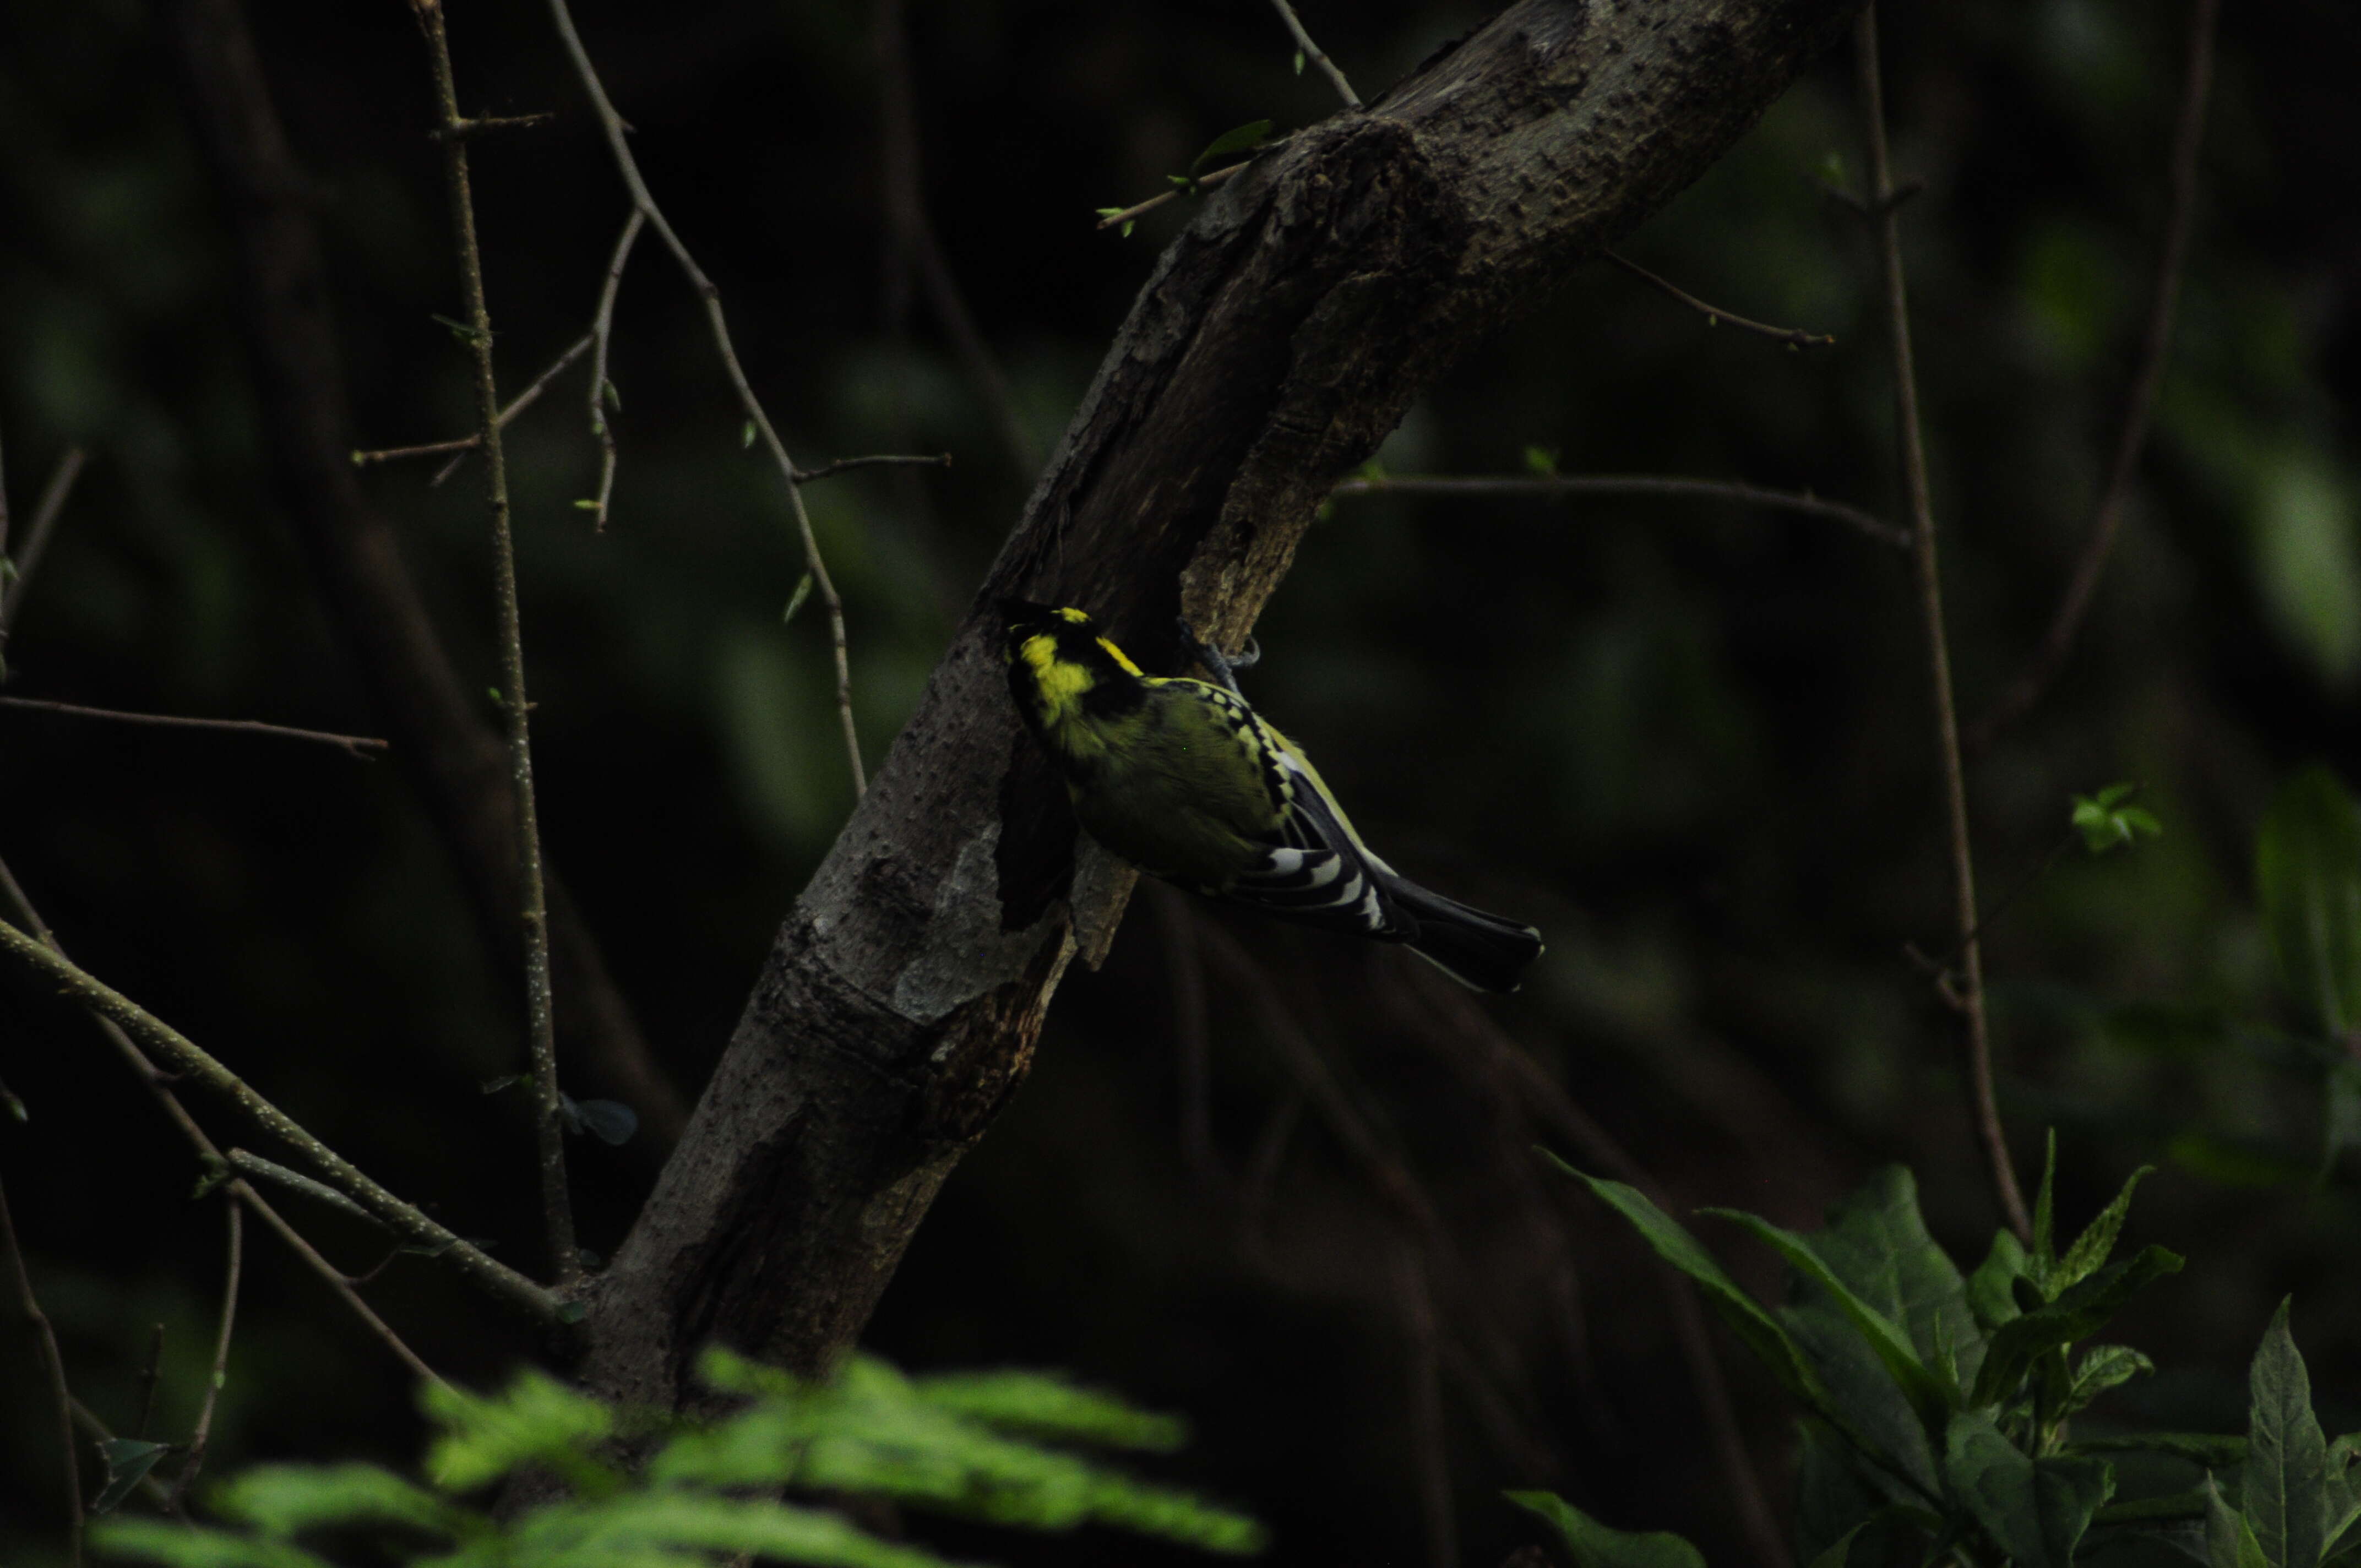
left=2, top=0, right=2358, bottom=1562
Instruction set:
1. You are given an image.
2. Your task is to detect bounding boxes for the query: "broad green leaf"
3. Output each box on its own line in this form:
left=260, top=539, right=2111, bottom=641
left=1548, top=1158, right=1830, bottom=1415
left=88, top=1520, right=334, bottom=1568
left=1971, top=1246, right=2184, bottom=1408
left=1967, top=1230, right=2028, bottom=1333
left=1704, top=1206, right=1960, bottom=1425
left=2211, top=1473, right=2272, bottom=1568
left=2056, top=1165, right=2156, bottom=1291
left=1785, top=1300, right=1940, bottom=1500
left=1796, top=1417, right=1885, bottom=1558
left=2246, top=1298, right=2327, bottom=1568
left=2326, top=1434, right=2359, bottom=1556
left=93, top=1438, right=173, bottom=1515
left=1786, top=1167, right=1986, bottom=1389
left=1945, top=1409, right=2115, bottom=1567
left=2063, top=1344, right=2157, bottom=1417
left=1505, top=1490, right=1706, bottom=1568
left=2256, top=765, right=2361, bottom=1038
left=1189, top=119, right=1273, bottom=174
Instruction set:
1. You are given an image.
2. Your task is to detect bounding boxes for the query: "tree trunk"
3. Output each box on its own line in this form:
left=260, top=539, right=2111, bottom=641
left=580, top=0, right=1860, bottom=1408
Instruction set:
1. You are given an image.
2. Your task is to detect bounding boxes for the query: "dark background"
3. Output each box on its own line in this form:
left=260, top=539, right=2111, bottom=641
left=3, top=0, right=2359, bottom=1562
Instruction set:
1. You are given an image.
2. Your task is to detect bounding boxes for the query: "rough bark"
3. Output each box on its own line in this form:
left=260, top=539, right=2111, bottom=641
left=581, top=0, right=1860, bottom=1409
left=164, top=0, right=690, bottom=1152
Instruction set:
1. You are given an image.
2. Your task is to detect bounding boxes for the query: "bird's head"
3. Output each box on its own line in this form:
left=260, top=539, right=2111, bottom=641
left=998, top=600, right=1146, bottom=735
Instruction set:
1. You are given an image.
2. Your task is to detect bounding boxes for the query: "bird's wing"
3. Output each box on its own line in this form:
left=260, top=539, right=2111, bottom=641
left=1223, top=721, right=1410, bottom=941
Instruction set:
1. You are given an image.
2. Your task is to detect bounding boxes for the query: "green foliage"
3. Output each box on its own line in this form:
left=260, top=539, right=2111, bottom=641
left=2072, top=784, right=2163, bottom=854
left=1188, top=120, right=1272, bottom=175
left=93, top=1348, right=1262, bottom=1568
left=1530, top=1153, right=2361, bottom=1567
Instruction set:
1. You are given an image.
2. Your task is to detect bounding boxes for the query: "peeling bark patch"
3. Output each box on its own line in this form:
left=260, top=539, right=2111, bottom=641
left=914, top=934, right=1071, bottom=1143
left=893, top=822, right=1058, bottom=1024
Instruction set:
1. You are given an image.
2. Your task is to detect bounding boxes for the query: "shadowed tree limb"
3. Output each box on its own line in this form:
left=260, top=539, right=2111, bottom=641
left=162, top=0, right=690, bottom=1155
left=574, top=0, right=1867, bottom=1415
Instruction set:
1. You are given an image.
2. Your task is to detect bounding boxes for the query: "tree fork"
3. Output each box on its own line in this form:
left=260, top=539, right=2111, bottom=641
left=580, top=0, right=1862, bottom=1409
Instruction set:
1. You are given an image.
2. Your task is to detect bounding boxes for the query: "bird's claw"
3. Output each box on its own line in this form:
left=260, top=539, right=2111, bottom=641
left=1174, top=617, right=1256, bottom=697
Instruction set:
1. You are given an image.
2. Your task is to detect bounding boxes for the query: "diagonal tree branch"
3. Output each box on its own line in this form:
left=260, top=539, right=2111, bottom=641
left=575, top=0, right=1867, bottom=1416
left=163, top=0, right=690, bottom=1154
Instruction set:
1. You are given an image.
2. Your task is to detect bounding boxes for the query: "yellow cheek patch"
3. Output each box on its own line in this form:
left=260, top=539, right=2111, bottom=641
left=1019, top=633, right=1094, bottom=722
left=1054, top=607, right=1092, bottom=624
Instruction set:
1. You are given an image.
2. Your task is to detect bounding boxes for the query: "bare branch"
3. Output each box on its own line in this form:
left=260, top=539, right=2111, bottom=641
left=0, top=695, right=389, bottom=758
left=1330, top=471, right=1909, bottom=548
left=1267, top=0, right=1362, bottom=109
left=167, top=1199, right=242, bottom=1513
left=0, top=1175, right=81, bottom=1565
left=1853, top=4, right=2028, bottom=1242
left=407, top=0, right=579, bottom=1289
left=134, top=1323, right=166, bottom=1441
left=1095, top=159, right=1249, bottom=231
left=793, top=451, right=954, bottom=485
left=0, top=911, right=567, bottom=1327
left=346, top=333, right=592, bottom=476
left=0, top=447, right=91, bottom=636
left=583, top=210, right=646, bottom=531
left=1602, top=248, right=1835, bottom=349
left=542, top=0, right=866, bottom=795
left=1966, top=0, right=2218, bottom=754
left=228, top=1148, right=377, bottom=1226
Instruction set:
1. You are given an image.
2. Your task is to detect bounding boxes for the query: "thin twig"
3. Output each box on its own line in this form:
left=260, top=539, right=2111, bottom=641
left=228, top=1148, right=377, bottom=1226
left=1267, top=0, right=1361, bottom=109
left=0, top=912, right=565, bottom=1326
left=1096, top=160, right=1253, bottom=232
left=1, top=1174, right=81, bottom=1565
left=1393, top=1245, right=1458, bottom=1568
left=793, top=452, right=954, bottom=484
left=0, top=852, right=458, bottom=1380
left=409, top=0, right=580, bottom=1289
left=1330, top=472, right=1910, bottom=549
left=543, top=0, right=867, bottom=796
left=1966, top=0, right=2219, bottom=754
left=134, top=1323, right=166, bottom=1441
left=0, top=696, right=388, bottom=758
left=583, top=211, right=645, bottom=531
left=0, top=447, right=90, bottom=635
left=348, top=333, right=592, bottom=477
left=1603, top=250, right=1836, bottom=349
left=1854, top=5, right=2030, bottom=1242
left=167, top=1198, right=242, bottom=1513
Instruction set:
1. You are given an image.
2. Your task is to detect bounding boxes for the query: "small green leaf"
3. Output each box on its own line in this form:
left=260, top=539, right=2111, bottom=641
left=1120, top=219, right=1135, bottom=238
left=1971, top=1246, right=2184, bottom=1408
left=2055, top=1164, right=2156, bottom=1292
left=573, top=498, right=602, bottom=511
left=2245, top=1297, right=2327, bottom=1568
left=1190, top=118, right=1273, bottom=175
left=782, top=572, right=815, bottom=627
left=487, top=687, right=503, bottom=705
left=430, top=312, right=481, bottom=342
left=1967, top=1229, right=2028, bottom=1333
left=92, top=1439, right=173, bottom=1514
left=740, top=419, right=758, bottom=449
left=1523, top=445, right=1560, bottom=477
left=602, top=378, right=621, bottom=412
left=480, top=1074, right=529, bottom=1096
left=2074, top=784, right=2163, bottom=853
left=1505, top=1491, right=1706, bottom=1567
left=1095, top=206, right=1124, bottom=219
left=2256, top=765, right=2361, bottom=1038
left=2062, top=1344, right=2155, bottom=1417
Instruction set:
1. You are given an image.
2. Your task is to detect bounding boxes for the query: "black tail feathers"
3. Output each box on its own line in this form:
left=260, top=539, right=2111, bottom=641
left=1381, top=878, right=1544, bottom=994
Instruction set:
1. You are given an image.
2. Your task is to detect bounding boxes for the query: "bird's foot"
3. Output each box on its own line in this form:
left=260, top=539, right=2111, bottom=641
left=1175, top=618, right=1258, bottom=696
